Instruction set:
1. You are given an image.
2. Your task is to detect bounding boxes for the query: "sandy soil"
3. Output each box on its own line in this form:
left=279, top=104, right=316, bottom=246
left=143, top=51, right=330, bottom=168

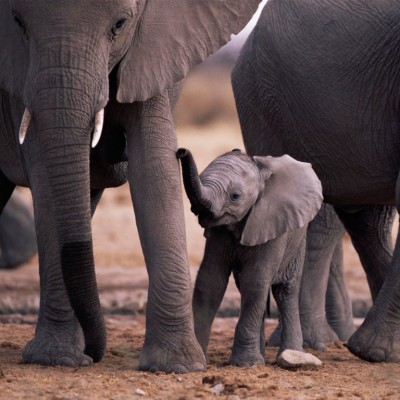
left=1, top=316, right=400, bottom=400
left=1, top=125, right=398, bottom=399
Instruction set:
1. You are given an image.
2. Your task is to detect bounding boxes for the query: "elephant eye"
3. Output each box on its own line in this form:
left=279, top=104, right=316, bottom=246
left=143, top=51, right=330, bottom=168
left=112, top=17, right=128, bottom=36
left=229, top=192, right=241, bottom=202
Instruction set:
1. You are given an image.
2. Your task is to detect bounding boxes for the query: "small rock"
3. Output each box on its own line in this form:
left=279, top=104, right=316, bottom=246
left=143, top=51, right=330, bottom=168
left=134, top=388, right=146, bottom=396
left=176, top=377, right=183, bottom=382
left=210, top=383, right=225, bottom=395
left=276, top=349, right=322, bottom=369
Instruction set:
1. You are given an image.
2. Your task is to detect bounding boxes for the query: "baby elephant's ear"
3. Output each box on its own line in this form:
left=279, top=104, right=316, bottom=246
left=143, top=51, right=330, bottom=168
left=240, top=155, right=323, bottom=246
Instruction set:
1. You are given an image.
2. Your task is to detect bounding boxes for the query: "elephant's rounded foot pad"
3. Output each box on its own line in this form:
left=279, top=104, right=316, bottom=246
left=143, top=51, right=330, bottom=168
left=22, top=336, right=93, bottom=367
left=346, top=327, right=400, bottom=363
left=139, top=336, right=206, bottom=373
left=229, top=352, right=265, bottom=367
left=275, top=349, right=322, bottom=369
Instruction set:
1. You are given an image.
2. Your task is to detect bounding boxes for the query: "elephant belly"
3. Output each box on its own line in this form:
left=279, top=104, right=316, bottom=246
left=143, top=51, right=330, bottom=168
left=285, top=139, right=399, bottom=207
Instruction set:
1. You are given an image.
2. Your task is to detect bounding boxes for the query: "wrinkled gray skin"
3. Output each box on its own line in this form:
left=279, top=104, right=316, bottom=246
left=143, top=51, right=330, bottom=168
left=0, top=192, right=36, bottom=269
left=232, top=0, right=399, bottom=362
left=0, top=0, right=261, bottom=371
left=177, top=148, right=323, bottom=366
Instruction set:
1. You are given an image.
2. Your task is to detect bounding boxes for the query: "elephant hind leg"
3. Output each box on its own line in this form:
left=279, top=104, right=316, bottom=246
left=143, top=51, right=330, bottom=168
left=335, top=205, right=395, bottom=301
left=325, top=238, right=355, bottom=341
left=299, top=204, right=343, bottom=351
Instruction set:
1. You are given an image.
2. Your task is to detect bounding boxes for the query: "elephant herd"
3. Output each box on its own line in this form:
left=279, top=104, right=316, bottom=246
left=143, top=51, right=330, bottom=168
left=1, top=0, right=400, bottom=373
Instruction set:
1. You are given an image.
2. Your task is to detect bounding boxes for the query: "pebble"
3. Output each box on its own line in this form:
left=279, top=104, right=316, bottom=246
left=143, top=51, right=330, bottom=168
left=134, top=388, right=146, bottom=396
left=210, top=383, right=225, bottom=395
left=276, top=349, right=322, bottom=369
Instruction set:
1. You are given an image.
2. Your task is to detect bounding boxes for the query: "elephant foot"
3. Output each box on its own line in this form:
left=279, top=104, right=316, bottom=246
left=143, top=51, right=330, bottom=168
left=229, top=349, right=265, bottom=367
left=328, top=317, right=355, bottom=342
left=139, top=330, right=206, bottom=373
left=22, top=322, right=92, bottom=367
left=346, top=319, right=400, bottom=362
left=301, top=315, right=339, bottom=351
left=276, top=349, right=322, bottom=369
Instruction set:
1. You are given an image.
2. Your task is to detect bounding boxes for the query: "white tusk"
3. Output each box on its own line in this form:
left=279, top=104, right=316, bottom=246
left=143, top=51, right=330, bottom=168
left=19, top=108, right=31, bottom=145
left=91, top=109, right=104, bottom=148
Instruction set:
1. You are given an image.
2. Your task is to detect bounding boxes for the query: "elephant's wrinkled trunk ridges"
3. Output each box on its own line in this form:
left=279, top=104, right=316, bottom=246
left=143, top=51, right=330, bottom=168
left=32, top=92, right=106, bottom=362
left=176, top=148, right=212, bottom=215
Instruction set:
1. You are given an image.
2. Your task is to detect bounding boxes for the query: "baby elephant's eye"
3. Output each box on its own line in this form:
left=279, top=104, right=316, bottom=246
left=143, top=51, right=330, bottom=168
left=111, top=17, right=128, bottom=36
left=229, top=192, right=241, bottom=201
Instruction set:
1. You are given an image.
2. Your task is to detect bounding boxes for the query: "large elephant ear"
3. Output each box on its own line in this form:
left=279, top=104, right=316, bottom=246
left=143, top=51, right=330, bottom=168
left=0, top=0, right=29, bottom=97
left=117, top=0, right=262, bottom=103
left=240, top=155, right=323, bottom=246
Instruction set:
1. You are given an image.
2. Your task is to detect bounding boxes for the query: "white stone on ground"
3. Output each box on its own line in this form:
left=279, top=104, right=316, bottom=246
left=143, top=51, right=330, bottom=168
left=276, top=349, right=322, bottom=368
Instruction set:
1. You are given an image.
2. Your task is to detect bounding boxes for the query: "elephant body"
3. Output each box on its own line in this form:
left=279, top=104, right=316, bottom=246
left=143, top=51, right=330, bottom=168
left=232, top=0, right=399, bottom=361
left=0, top=0, right=261, bottom=371
left=178, top=149, right=323, bottom=367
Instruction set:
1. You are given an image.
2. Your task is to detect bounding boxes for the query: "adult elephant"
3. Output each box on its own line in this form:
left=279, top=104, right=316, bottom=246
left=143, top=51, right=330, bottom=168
left=0, top=0, right=261, bottom=371
left=0, top=191, right=37, bottom=269
left=232, top=0, right=399, bottom=362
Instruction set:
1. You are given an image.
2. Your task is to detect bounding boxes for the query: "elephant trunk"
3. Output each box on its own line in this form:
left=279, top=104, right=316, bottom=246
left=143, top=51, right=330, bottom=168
left=26, top=63, right=107, bottom=362
left=176, top=148, right=212, bottom=215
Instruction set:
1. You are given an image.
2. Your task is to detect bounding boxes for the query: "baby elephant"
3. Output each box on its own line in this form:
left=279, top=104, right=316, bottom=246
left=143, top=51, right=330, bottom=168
left=177, top=148, right=323, bottom=368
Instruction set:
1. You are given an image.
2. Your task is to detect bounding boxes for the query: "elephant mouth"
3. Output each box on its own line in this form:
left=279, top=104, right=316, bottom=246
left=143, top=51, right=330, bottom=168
left=198, top=212, right=238, bottom=229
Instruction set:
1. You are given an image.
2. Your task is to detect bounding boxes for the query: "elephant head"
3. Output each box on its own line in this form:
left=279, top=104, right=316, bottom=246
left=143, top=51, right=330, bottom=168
left=0, top=0, right=261, bottom=362
left=178, top=148, right=323, bottom=245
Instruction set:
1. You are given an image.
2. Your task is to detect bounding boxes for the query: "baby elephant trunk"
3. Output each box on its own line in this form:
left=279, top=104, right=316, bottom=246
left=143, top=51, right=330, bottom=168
left=177, top=148, right=212, bottom=215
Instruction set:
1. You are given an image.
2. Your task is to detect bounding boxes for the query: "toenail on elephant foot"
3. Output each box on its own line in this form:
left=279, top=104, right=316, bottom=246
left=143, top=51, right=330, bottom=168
left=229, top=352, right=265, bottom=367
left=346, top=321, right=400, bottom=363
left=138, top=336, right=206, bottom=373
left=22, top=336, right=93, bottom=367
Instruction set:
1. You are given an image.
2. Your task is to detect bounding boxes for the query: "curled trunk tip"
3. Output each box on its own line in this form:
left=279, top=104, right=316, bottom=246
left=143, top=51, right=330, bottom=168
left=177, top=147, right=211, bottom=215
left=176, top=148, right=189, bottom=159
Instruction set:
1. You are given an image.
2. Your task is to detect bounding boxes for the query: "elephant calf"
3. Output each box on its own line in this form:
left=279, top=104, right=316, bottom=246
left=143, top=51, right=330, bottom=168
left=177, top=148, right=323, bottom=367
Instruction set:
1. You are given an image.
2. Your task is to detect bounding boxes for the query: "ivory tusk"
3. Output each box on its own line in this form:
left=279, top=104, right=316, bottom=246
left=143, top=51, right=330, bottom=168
left=91, top=109, right=104, bottom=148
left=19, top=108, right=31, bottom=145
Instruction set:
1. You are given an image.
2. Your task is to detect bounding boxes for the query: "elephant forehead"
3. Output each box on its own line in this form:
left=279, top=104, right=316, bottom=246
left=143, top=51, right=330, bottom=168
left=200, top=154, right=260, bottom=190
left=11, top=0, right=139, bottom=24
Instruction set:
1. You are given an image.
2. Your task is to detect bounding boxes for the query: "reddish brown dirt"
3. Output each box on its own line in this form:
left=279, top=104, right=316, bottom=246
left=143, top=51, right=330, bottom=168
left=1, top=120, right=399, bottom=398
left=1, top=316, right=400, bottom=399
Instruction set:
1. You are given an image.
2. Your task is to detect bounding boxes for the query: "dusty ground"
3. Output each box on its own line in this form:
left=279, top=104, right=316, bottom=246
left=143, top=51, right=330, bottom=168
left=1, top=97, right=399, bottom=397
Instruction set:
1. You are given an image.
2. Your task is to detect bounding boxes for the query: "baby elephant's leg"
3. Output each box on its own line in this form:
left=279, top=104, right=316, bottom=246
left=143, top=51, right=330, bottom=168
left=230, top=261, right=272, bottom=367
left=193, top=235, right=232, bottom=358
left=272, top=245, right=322, bottom=368
left=271, top=266, right=304, bottom=353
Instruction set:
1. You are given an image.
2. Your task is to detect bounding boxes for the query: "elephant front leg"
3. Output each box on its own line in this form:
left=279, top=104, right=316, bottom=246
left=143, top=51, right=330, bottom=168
left=193, top=234, right=232, bottom=358
left=22, top=171, right=98, bottom=367
left=126, top=94, right=205, bottom=373
left=230, top=258, right=272, bottom=367
left=230, top=291, right=267, bottom=367
left=346, top=201, right=400, bottom=362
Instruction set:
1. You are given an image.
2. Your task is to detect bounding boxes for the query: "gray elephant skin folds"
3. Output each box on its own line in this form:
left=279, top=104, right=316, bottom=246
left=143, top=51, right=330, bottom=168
left=178, top=148, right=323, bottom=368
